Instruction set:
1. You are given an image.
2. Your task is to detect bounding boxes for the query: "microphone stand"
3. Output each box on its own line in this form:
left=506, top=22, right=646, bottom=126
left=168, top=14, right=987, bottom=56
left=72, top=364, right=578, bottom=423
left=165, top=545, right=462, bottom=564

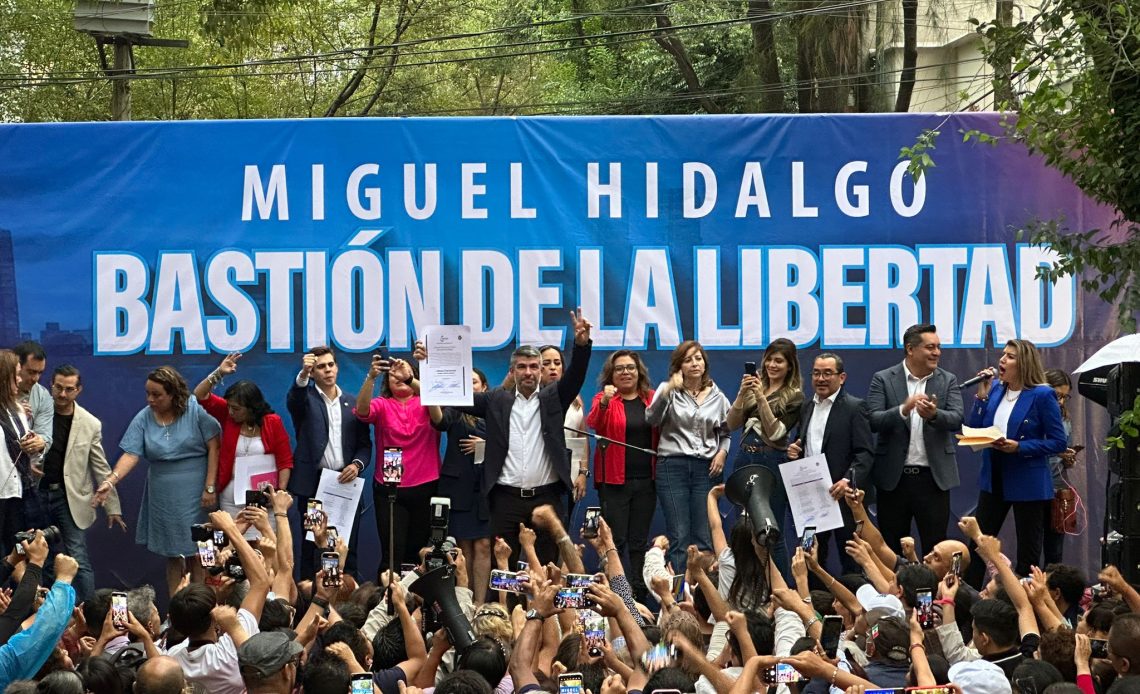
left=385, top=479, right=398, bottom=615
left=563, top=426, right=657, bottom=525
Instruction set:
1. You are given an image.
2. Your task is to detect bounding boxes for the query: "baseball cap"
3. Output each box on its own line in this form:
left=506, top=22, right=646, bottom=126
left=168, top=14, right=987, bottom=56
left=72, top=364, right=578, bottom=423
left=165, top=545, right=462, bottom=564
left=870, top=616, right=910, bottom=662
left=948, top=660, right=1013, bottom=694
left=856, top=584, right=905, bottom=624
left=238, top=631, right=303, bottom=679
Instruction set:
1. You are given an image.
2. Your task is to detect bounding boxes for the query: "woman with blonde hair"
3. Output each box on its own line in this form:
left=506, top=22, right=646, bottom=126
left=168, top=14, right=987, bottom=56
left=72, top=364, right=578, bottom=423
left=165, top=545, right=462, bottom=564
left=965, top=339, right=1067, bottom=582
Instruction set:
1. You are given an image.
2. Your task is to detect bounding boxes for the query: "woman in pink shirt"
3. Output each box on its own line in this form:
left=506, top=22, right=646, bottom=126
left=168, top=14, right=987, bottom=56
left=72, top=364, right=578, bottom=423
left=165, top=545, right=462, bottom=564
left=355, top=354, right=441, bottom=571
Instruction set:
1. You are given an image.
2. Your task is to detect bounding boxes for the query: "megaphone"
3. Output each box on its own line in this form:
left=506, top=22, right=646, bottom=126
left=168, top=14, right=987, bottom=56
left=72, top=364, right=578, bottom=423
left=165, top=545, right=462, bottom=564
left=410, top=564, right=476, bottom=651
left=725, top=465, right=780, bottom=543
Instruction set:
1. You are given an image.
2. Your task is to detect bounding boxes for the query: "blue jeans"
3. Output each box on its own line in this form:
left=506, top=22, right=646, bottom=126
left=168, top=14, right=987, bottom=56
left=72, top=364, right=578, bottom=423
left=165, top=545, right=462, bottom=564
left=731, top=434, right=792, bottom=581
left=42, top=487, right=94, bottom=603
left=657, top=455, right=721, bottom=571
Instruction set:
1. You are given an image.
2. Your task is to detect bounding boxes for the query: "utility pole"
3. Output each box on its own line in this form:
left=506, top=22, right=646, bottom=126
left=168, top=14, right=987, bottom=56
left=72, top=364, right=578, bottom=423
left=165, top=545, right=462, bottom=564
left=112, top=38, right=131, bottom=121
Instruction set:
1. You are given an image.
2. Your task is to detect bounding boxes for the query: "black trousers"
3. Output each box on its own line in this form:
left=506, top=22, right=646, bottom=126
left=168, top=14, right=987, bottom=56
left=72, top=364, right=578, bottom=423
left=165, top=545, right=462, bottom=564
left=490, top=484, right=566, bottom=569
left=814, top=503, right=860, bottom=579
left=876, top=467, right=950, bottom=557
left=600, top=478, right=656, bottom=598
left=966, top=471, right=1050, bottom=586
left=373, top=480, right=439, bottom=573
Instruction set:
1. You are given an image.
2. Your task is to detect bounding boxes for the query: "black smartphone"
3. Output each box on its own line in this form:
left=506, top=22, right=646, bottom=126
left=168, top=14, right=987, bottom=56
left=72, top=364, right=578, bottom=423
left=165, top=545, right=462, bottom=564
left=1072, top=444, right=1086, bottom=454
left=917, top=589, right=934, bottom=629
left=1092, top=638, right=1109, bottom=659
left=744, top=361, right=757, bottom=376
left=326, top=526, right=339, bottom=550
left=245, top=489, right=268, bottom=509
left=801, top=526, right=817, bottom=552
left=821, top=615, right=843, bottom=659
left=951, top=551, right=963, bottom=578
left=854, top=519, right=865, bottom=537
left=196, top=540, right=217, bottom=568
left=582, top=506, right=602, bottom=539
left=565, top=573, right=596, bottom=588
left=111, top=592, right=129, bottom=630
left=321, top=552, right=342, bottom=587
left=351, top=673, right=374, bottom=694
left=846, top=468, right=858, bottom=492
left=382, top=447, right=404, bottom=484
left=304, top=499, right=323, bottom=530
left=374, top=346, right=389, bottom=363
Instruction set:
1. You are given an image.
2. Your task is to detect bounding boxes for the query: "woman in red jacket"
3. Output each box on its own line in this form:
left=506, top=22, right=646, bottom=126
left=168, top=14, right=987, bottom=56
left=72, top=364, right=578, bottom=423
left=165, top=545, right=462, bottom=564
left=586, top=350, right=657, bottom=602
left=194, top=353, right=294, bottom=524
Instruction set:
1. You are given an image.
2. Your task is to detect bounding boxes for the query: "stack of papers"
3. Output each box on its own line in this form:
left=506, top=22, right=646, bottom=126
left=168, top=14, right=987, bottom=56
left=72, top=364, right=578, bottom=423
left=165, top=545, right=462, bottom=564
left=956, top=426, right=1004, bottom=451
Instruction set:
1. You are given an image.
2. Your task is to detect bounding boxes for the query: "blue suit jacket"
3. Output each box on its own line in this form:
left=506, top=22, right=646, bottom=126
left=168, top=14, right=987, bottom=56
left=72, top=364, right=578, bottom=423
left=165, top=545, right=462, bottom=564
left=965, top=383, right=1067, bottom=502
left=286, top=381, right=373, bottom=498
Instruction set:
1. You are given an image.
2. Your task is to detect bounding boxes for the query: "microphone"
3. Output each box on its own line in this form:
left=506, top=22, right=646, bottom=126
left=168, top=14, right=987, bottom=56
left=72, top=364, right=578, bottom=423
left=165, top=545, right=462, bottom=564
left=959, top=367, right=997, bottom=389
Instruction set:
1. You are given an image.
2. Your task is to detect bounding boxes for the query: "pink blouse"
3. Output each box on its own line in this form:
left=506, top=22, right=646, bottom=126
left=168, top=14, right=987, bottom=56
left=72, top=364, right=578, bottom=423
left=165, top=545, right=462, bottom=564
left=357, top=395, right=441, bottom=487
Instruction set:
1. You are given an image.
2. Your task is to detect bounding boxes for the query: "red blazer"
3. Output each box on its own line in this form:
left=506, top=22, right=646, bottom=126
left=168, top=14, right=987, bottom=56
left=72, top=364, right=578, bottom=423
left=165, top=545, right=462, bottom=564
left=586, top=389, right=658, bottom=485
left=200, top=393, right=294, bottom=492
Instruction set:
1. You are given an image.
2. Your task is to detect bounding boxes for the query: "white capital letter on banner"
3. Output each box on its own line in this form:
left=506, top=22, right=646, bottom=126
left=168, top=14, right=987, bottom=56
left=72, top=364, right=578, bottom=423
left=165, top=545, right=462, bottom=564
left=347, top=164, right=382, bottom=220
left=835, top=161, right=870, bottom=217
left=960, top=246, right=1017, bottom=346
left=255, top=251, right=305, bottom=352
left=518, top=249, right=564, bottom=346
left=587, top=163, right=622, bottom=218
left=461, top=250, right=514, bottom=348
left=867, top=246, right=920, bottom=347
left=577, top=249, right=624, bottom=347
left=624, top=249, right=681, bottom=347
left=330, top=250, right=384, bottom=351
left=242, top=164, right=289, bottom=221
left=150, top=253, right=207, bottom=353
left=890, top=161, right=926, bottom=217
left=918, top=245, right=968, bottom=345
left=404, top=163, right=437, bottom=220
left=739, top=248, right=765, bottom=346
left=694, top=247, right=740, bottom=347
left=462, top=163, right=488, bottom=219
left=388, top=250, right=442, bottom=350
left=95, top=253, right=150, bottom=354
left=1018, top=245, right=1075, bottom=346
left=735, top=163, right=772, bottom=218
left=205, top=250, right=258, bottom=352
left=683, top=163, right=717, bottom=218
left=821, top=247, right=867, bottom=346
left=792, top=162, right=818, bottom=218
left=511, top=163, right=537, bottom=219
left=767, top=247, right=820, bottom=346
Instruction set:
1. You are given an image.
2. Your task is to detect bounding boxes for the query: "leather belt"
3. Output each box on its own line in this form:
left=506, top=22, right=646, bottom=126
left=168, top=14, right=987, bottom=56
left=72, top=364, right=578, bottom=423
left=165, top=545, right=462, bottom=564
left=496, top=482, right=562, bottom=498
left=902, top=466, right=929, bottom=476
left=44, top=482, right=64, bottom=491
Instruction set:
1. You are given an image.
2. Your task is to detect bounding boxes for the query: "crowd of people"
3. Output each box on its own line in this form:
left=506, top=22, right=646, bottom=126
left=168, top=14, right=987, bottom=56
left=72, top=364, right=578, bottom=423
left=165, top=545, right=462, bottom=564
left=0, top=313, right=1122, bottom=694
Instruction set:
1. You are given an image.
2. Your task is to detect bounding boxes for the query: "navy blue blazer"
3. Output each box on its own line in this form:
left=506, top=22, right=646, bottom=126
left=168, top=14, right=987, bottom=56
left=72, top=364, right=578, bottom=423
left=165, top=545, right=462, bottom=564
left=285, top=381, right=373, bottom=498
left=965, top=383, right=1066, bottom=502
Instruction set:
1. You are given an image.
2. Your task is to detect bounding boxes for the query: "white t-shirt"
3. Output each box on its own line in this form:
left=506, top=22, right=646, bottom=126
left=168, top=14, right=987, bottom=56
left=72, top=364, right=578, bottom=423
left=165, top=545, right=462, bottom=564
left=165, top=608, right=260, bottom=694
left=994, top=389, right=1021, bottom=437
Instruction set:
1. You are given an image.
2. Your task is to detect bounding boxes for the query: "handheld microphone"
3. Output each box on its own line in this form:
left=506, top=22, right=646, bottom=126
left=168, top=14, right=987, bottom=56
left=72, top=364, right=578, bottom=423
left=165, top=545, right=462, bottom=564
left=959, top=367, right=997, bottom=389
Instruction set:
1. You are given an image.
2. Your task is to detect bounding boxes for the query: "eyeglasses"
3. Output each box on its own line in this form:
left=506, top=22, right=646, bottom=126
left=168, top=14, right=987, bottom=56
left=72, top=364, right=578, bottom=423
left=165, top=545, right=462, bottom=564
left=51, top=384, right=79, bottom=394
left=613, top=365, right=638, bottom=373
left=811, top=370, right=841, bottom=378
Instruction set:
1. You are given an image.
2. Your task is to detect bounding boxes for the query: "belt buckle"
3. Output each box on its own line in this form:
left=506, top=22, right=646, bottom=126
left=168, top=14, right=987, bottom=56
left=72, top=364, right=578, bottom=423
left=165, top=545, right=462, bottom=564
left=520, top=487, right=535, bottom=498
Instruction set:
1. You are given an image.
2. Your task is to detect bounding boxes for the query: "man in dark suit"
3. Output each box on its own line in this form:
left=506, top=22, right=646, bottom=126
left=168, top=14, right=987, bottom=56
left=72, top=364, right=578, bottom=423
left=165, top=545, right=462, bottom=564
left=417, top=310, right=593, bottom=567
left=866, top=324, right=963, bottom=556
left=286, top=346, right=372, bottom=577
left=788, top=353, right=873, bottom=574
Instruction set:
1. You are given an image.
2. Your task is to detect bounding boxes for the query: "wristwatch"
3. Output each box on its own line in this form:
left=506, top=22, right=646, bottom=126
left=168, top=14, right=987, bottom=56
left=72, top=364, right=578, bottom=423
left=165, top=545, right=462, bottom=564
left=577, top=468, right=589, bottom=477
left=525, top=608, right=545, bottom=621
left=205, top=485, right=216, bottom=494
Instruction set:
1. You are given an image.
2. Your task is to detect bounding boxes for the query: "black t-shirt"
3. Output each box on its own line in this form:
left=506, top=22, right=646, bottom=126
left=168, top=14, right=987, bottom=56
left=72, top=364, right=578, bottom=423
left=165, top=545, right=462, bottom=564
left=623, top=397, right=653, bottom=479
left=42, top=413, right=73, bottom=486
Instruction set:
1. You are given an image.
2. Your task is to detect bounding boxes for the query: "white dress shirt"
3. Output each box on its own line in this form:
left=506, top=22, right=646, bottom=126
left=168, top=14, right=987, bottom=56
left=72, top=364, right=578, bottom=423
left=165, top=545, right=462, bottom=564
left=499, top=389, right=558, bottom=488
left=805, top=391, right=840, bottom=458
left=900, top=363, right=932, bottom=468
left=296, top=371, right=346, bottom=471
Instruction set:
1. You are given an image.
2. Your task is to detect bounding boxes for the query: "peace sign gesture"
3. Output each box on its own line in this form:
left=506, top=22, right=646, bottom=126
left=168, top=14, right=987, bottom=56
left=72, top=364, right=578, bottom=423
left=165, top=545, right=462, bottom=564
left=217, top=352, right=242, bottom=376
left=571, top=307, right=593, bottom=346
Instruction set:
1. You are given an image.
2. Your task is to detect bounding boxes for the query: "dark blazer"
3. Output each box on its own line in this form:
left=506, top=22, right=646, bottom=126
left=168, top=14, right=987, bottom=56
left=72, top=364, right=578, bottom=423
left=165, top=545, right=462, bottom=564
left=796, top=388, right=874, bottom=485
left=285, top=381, right=373, bottom=498
left=965, top=383, right=1066, bottom=502
left=463, top=340, right=592, bottom=493
left=866, top=363, right=964, bottom=492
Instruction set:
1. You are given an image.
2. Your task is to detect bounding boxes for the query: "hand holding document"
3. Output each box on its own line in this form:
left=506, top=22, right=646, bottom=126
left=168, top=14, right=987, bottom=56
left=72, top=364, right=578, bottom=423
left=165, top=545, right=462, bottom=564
left=420, top=325, right=474, bottom=406
left=956, top=425, right=1005, bottom=451
left=780, top=454, right=844, bottom=533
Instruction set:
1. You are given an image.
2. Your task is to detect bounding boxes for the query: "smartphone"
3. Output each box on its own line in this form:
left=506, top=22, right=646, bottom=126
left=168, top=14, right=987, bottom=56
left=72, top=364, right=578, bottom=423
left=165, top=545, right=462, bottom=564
left=321, top=552, right=342, bottom=587
left=326, top=526, right=339, bottom=550
left=764, top=663, right=806, bottom=684
left=846, top=468, right=858, bottom=492
left=1091, top=583, right=1109, bottom=600
left=1072, top=444, right=1086, bottom=454
left=865, top=690, right=906, bottom=694
left=582, top=506, right=602, bottom=539
left=917, top=588, right=934, bottom=629
left=111, top=592, right=129, bottom=630
left=801, top=526, right=817, bottom=552
left=489, top=569, right=527, bottom=593
left=382, top=447, right=404, bottom=485
left=351, top=673, right=374, bottom=694
left=304, top=499, right=323, bottom=530
left=517, top=560, right=529, bottom=572
left=821, top=615, right=843, bottom=659
left=196, top=540, right=217, bottom=568
left=907, top=689, right=953, bottom=694
left=580, top=610, right=606, bottom=651
left=670, top=574, right=685, bottom=601
left=399, top=562, right=417, bottom=575
left=566, top=573, right=597, bottom=588
left=1092, top=638, right=1109, bottom=658
left=951, top=551, right=962, bottom=578
left=245, top=489, right=268, bottom=509
left=744, top=361, right=757, bottom=376
left=190, top=523, right=211, bottom=543
left=854, top=519, right=865, bottom=537
left=558, top=673, right=583, bottom=694
left=374, top=346, right=389, bottom=363
left=554, top=587, right=589, bottom=609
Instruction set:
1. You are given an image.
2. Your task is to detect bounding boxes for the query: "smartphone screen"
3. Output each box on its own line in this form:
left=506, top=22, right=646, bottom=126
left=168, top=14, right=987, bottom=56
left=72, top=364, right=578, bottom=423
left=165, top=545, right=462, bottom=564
left=951, top=551, right=962, bottom=577
left=1092, top=638, right=1109, bottom=658
left=744, top=361, right=757, bottom=376
left=245, top=489, right=267, bottom=509
left=489, top=569, right=527, bottom=593
left=670, top=574, right=685, bottom=601
left=846, top=468, right=858, bottom=491
left=382, top=447, right=404, bottom=484
left=517, top=560, right=529, bottom=572
left=854, top=519, right=865, bottom=537
left=765, top=663, right=804, bottom=684
left=321, top=552, right=341, bottom=587
left=566, top=573, right=596, bottom=588
left=326, top=526, right=339, bottom=550
left=304, top=499, right=323, bottom=530
left=197, top=540, right=216, bottom=568
left=111, top=592, right=128, bottom=630
left=558, top=673, right=583, bottom=694
left=190, top=523, right=211, bottom=543
left=582, top=507, right=602, bottom=539
left=801, top=526, right=817, bottom=552
left=917, top=589, right=934, bottom=629
left=580, top=610, right=606, bottom=650
left=350, top=673, right=374, bottom=694
left=821, top=615, right=843, bottom=659
left=555, top=587, right=588, bottom=609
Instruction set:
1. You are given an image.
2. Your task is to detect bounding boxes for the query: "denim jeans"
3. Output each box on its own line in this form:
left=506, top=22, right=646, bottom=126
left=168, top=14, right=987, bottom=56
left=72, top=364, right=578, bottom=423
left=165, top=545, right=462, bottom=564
left=42, top=487, right=94, bottom=603
left=657, top=456, right=721, bottom=571
left=731, top=434, right=792, bottom=581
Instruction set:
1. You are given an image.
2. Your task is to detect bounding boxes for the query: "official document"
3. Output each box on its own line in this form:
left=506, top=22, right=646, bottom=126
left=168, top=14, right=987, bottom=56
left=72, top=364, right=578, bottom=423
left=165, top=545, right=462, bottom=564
left=233, top=454, right=278, bottom=504
left=780, top=454, right=845, bottom=533
left=420, top=325, right=474, bottom=406
left=956, top=425, right=1004, bottom=451
left=307, top=469, right=366, bottom=542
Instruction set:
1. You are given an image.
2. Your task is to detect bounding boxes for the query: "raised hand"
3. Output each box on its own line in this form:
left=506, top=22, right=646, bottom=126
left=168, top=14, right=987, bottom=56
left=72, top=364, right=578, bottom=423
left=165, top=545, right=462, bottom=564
left=571, top=307, right=593, bottom=345
left=301, top=352, right=317, bottom=378
left=217, top=352, right=242, bottom=376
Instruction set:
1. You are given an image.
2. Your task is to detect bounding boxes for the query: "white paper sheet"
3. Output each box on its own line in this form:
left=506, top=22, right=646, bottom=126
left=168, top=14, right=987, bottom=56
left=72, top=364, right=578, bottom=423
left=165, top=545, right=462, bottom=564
left=307, top=468, right=366, bottom=542
left=956, top=425, right=1004, bottom=451
left=232, top=454, right=278, bottom=504
left=420, top=325, right=474, bottom=406
left=779, top=454, right=845, bottom=533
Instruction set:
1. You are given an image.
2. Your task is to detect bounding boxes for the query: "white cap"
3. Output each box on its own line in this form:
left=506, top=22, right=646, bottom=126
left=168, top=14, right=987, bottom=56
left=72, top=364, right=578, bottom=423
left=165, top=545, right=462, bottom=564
left=855, top=583, right=905, bottom=624
left=948, top=660, right=1013, bottom=694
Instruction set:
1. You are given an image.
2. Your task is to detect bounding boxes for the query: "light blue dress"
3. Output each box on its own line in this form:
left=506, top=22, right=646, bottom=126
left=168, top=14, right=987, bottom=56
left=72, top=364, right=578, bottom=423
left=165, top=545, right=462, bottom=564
left=119, top=400, right=222, bottom=557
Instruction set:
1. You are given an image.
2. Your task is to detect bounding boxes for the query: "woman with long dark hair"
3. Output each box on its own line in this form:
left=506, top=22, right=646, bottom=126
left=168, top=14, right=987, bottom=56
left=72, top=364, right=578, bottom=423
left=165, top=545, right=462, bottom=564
left=192, top=352, right=294, bottom=523
left=965, top=339, right=1067, bottom=582
left=1043, top=368, right=1078, bottom=565
left=0, top=350, right=30, bottom=552
left=586, top=350, right=657, bottom=601
left=646, top=340, right=731, bottom=571
left=725, top=338, right=803, bottom=579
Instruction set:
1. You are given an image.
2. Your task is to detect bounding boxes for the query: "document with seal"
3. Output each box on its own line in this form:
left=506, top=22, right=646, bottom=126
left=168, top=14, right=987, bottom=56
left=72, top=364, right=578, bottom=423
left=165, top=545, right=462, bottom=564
left=420, top=325, right=474, bottom=406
